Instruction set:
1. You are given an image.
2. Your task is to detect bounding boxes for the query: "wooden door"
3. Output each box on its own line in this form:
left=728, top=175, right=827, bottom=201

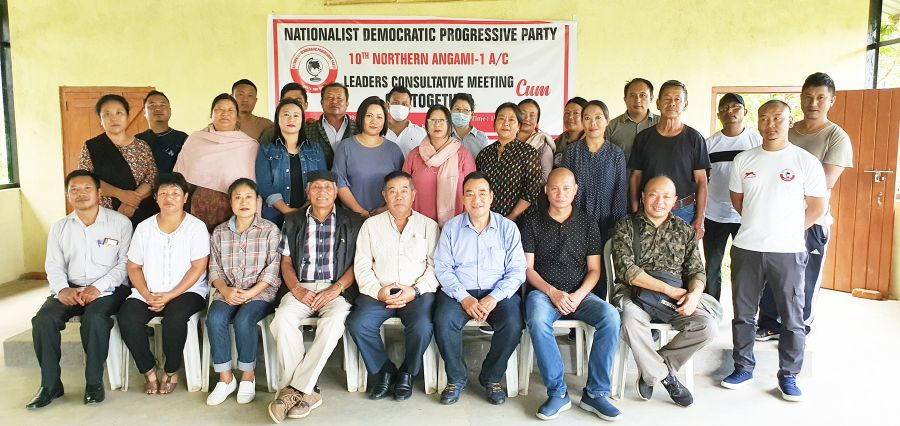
left=822, top=88, right=900, bottom=297
left=59, top=86, right=154, bottom=211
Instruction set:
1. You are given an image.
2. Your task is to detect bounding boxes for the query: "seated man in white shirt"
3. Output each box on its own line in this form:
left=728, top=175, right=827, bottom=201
left=347, top=171, right=439, bottom=401
left=28, top=170, right=133, bottom=409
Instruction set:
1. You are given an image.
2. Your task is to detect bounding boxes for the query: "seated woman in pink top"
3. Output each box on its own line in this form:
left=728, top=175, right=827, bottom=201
left=402, top=104, right=476, bottom=227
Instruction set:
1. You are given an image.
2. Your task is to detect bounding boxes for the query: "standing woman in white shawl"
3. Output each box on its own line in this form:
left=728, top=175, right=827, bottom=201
left=517, top=98, right=555, bottom=182
left=402, top=104, right=476, bottom=227
left=174, top=94, right=259, bottom=231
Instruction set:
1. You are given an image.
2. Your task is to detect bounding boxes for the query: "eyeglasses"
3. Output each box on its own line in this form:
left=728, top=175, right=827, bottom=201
left=451, top=108, right=472, bottom=114
left=427, top=119, right=448, bottom=125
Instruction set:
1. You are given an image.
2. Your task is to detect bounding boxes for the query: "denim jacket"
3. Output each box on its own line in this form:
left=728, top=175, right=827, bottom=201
left=255, top=137, right=327, bottom=226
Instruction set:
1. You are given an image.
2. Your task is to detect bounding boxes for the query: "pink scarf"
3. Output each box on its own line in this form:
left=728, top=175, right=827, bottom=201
left=174, top=125, right=258, bottom=193
left=418, top=136, right=461, bottom=226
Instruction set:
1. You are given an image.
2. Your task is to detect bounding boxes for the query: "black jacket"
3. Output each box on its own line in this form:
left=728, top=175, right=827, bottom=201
left=277, top=205, right=363, bottom=303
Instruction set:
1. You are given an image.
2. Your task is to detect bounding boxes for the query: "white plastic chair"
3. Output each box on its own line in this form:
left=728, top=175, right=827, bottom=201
left=435, top=320, right=520, bottom=397
left=200, top=309, right=279, bottom=393
left=517, top=319, right=588, bottom=395
left=603, top=240, right=695, bottom=400
left=290, top=316, right=359, bottom=392
left=122, top=312, right=202, bottom=392
left=353, top=317, right=439, bottom=395
left=66, top=315, right=125, bottom=390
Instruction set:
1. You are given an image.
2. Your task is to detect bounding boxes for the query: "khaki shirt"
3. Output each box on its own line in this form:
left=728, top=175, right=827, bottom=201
left=606, top=111, right=659, bottom=164
left=239, top=114, right=274, bottom=141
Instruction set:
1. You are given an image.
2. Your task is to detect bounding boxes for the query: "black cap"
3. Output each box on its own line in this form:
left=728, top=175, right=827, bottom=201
left=718, top=93, right=745, bottom=109
left=307, top=170, right=337, bottom=184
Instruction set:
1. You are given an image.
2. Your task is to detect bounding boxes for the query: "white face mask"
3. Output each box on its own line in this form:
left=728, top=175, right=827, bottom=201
left=388, top=104, right=410, bottom=122
left=451, top=112, right=471, bottom=128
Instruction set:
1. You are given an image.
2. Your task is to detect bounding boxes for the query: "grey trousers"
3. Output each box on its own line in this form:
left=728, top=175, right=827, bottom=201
left=619, top=297, right=717, bottom=386
left=730, top=246, right=807, bottom=376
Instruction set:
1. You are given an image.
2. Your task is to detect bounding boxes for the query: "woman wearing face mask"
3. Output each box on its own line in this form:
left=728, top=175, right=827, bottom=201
left=516, top=98, right=555, bottom=182
left=78, top=94, right=159, bottom=227
left=173, top=94, right=260, bottom=232
left=553, top=96, right=588, bottom=166
left=474, top=102, right=542, bottom=222
left=333, top=96, right=405, bottom=219
left=256, top=98, right=327, bottom=228
left=385, top=85, right=427, bottom=157
left=402, top=104, right=476, bottom=227
left=560, top=100, right=627, bottom=244
left=449, top=93, right=490, bottom=157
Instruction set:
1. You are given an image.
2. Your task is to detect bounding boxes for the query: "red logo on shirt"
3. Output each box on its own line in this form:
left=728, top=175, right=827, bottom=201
left=779, top=169, right=796, bottom=182
left=744, top=171, right=757, bottom=179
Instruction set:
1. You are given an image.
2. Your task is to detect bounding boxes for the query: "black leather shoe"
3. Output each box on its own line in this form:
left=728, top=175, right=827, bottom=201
left=393, top=372, right=413, bottom=401
left=84, top=383, right=105, bottom=405
left=484, top=382, right=507, bottom=405
left=369, top=371, right=395, bottom=400
left=661, top=374, right=693, bottom=407
left=636, top=372, right=653, bottom=401
left=25, top=383, right=64, bottom=409
left=440, top=383, right=464, bottom=405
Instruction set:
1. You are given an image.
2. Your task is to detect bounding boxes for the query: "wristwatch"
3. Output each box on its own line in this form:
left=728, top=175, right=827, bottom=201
left=413, top=286, right=421, bottom=299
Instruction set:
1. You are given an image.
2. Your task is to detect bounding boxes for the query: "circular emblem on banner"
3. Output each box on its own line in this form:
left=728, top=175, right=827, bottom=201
left=290, top=45, right=339, bottom=93
left=779, top=169, right=796, bottom=182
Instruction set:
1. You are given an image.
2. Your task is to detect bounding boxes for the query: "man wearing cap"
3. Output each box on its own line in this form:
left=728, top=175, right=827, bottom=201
left=232, top=78, right=273, bottom=141
left=268, top=170, right=363, bottom=423
left=702, top=93, right=761, bottom=301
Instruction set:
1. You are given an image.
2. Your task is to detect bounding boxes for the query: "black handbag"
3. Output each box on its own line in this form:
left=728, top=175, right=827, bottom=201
left=630, top=215, right=683, bottom=323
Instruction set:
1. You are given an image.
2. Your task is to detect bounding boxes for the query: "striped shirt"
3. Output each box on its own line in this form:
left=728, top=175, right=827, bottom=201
left=279, top=206, right=336, bottom=282
left=209, top=216, right=282, bottom=303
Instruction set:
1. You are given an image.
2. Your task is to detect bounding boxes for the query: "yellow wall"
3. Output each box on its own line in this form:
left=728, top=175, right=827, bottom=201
left=7, top=0, right=868, bottom=273
left=0, top=189, right=25, bottom=282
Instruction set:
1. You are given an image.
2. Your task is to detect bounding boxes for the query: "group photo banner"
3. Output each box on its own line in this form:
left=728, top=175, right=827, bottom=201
left=268, top=16, right=577, bottom=138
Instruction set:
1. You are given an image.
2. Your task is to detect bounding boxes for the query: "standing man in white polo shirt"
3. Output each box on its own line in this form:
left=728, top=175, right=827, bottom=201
left=703, top=93, right=761, bottom=301
left=722, top=100, right=826, bottom=402
left=385, top=85, right=428, bottom=157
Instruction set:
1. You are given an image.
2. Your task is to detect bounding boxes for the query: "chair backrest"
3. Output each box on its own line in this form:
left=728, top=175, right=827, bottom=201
left=602, top=239, right=614, bottom=303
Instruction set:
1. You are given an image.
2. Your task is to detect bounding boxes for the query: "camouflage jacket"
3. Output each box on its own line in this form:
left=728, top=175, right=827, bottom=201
left=610, top=212, right=706, bottom=303
left=302, top=116, right=358, bottom=169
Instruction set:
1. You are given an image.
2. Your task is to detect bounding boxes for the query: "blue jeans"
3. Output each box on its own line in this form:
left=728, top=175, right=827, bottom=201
left=347, top=293, right=435, bottom=376
left=525, top=291, right=620, bottom=397
left=434, top=290, right=523, bottom=387
left=671, top=204, right=696, bottom=225
left=205, top=300, right=273, bottom=372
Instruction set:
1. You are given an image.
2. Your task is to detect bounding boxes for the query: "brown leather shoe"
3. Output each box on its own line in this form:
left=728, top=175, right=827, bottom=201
left=288, top=390, right=322, bottom=418
left=268, top=387, right=303, bottom=424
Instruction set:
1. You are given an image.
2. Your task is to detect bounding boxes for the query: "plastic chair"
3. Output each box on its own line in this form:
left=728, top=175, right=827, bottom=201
left=122, top=312, right=202, bottom=392
left=66, top=315, right=125, bottom=390
left=435, top=320, right=520, bottom=397
left=289, top=316, right=359, bottom=392
left=517, top=319, right=588, bottom=395
left=603, top=240, right=695, bottom=400
left=353, top=317, right=439, bottom=395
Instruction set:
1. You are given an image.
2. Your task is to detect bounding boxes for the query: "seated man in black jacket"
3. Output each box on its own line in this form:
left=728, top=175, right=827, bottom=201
left=267, top=170, right=362, bottom=423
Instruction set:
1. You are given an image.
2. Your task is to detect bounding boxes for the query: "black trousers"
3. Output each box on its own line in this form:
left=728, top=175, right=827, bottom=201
left=702, top=218, right=741, bottom=301
left=118, top=292, right=205, bottom=375
left=31, top=285, right=130, bottom=387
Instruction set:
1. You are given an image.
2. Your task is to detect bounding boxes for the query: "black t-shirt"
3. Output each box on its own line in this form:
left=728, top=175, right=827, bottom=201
left=289, top=153, right=305, bottom=208
left=627, top=125, right=710, bottom=198
left=520, top=209, right=602, bottom=294
left=135, top=128, right=188, bottom=173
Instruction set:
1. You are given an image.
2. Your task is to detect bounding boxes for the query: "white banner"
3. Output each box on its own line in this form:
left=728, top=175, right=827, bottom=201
left=268, top=16, right=576, bottom=137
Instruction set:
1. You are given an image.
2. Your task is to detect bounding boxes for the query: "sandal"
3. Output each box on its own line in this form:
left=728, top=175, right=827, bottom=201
left=144, top=372, right=159, bottom=395
left=159, top=373, right=178, bottom=395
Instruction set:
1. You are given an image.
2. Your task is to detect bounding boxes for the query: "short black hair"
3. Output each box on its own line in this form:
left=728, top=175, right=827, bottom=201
left=450, top=92, right=475, bottom=112
left=382, top=170, right=414, bottom=191
left=322, top=82, right=349, bottom=100
left=210, top=93, right=239, bottom=116
left=280, top=82, right=307, bottom=102
left=518, top=98, right=541, bottom=123
left=154, top=172, right=190, bottom=195
left=624, top=78, right=654, bottom=97
left=658, top=80, right=687, bottom=100
left=802, top=72, right=836, bottom=95
left=566, top=96, right=588, bottom=109
left=386, top=85, right=412, bottom=102
left=227, top=178, right=258, bottom=198
left=273, top=98, right=306, bottom=142
left=494, top=102, right=523, bottom=125
left=462, top=170, right=491, bottom=191
left=583, top=100, right=610, bottom=121
left=231, top=79, right=257, bottom=92
left=65, top=169, right=100, bottom=189
left=355, top=96, right=389, bottom=136
left=95, top=94, right=129, bottom=116
left=143, top=90, right=169, bottom=104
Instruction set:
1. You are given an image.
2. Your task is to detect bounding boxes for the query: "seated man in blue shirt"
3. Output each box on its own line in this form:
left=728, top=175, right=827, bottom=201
left=433, top=171, right=526, bottom=406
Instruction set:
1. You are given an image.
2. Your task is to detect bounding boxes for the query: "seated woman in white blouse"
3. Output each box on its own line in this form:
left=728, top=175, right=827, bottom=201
left=118, top=172, right=210, bottom=395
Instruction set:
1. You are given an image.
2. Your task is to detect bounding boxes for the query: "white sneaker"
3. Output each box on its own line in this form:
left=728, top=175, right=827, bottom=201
left=206, top=379, right=238, bottom=406
left=236, top=380, right=256, bottom=404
